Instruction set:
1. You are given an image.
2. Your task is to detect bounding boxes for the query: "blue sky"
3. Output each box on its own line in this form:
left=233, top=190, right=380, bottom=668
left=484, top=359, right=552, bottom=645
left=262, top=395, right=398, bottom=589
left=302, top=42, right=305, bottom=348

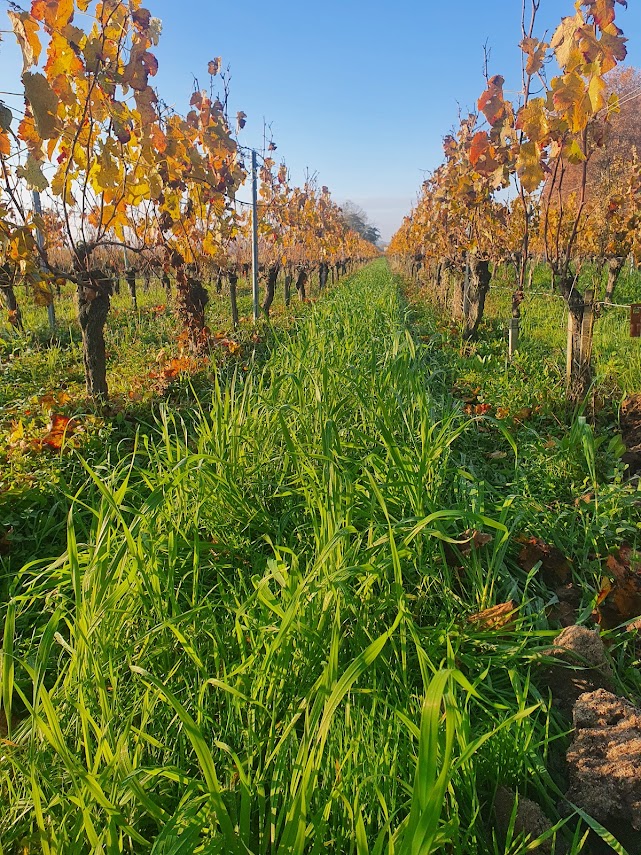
left=1, top=0, right=640, bottom=239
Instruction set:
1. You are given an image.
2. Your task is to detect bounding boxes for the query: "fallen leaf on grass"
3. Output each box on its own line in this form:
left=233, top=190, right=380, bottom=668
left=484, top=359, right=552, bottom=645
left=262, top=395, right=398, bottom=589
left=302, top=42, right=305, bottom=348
left=149, top=357, right=195, bottom=382
left=513, top=407, right=533, bottom=421
left=596, top=546, right=641, bottom=630
left=516, top=535, right=572, bottom=586
left=36, top=414, right=78, bottom=451
left=7, top=420, right=25, bottom=449
left=38, top=390, right=71, bottom=411
left=445, top=529, right=493, bottom=567
left=468, top=600, right=518, bottom=632
left=464, top=403, right=492, bottom=416
left=574, top=494, right=594, bottom=507
left=217, top=338, right=241, bottom=355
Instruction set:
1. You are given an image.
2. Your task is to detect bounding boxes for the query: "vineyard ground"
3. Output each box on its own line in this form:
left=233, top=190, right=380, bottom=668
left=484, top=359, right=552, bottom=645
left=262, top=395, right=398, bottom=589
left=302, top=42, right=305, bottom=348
left=1, top=260, right=641, bottom=851
left=1, top=275, right=310, bottom=576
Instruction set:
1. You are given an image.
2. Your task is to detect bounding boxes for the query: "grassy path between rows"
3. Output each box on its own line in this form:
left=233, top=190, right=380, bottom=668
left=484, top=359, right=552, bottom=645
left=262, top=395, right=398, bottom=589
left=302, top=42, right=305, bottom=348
left=1, top=260, right=639, bottom=853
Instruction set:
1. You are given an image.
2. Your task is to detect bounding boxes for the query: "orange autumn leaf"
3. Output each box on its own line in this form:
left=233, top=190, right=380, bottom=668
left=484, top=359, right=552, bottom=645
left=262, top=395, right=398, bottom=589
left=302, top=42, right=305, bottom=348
left=40, top=414, right=78, bottom=450
left=464, top=403, right=492, bottom=416
left=469, top=131, right=490, bottom=167
left=477, top=75, right=507, bottom=125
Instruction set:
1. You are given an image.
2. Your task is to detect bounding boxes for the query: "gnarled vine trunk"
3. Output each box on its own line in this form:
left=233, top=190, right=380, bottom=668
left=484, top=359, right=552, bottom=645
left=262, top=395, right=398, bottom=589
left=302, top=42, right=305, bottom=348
left=295, top=268, right=308, bottom=301
left=228, top=271, right=239, bottom=328
left=462, top=258, right=492, bottom=340
left=284, top=271, right=292, bottom=307
left=77, top=269, right=112, bottom=399
left=176, top=270, right=210, bottom=352
left=162, top=272, right=172, bottom=300
left=319, top=262, right=329, bottom=292
left=262, top=264, right=280, bottom=317
left=604, top=256, right=624, bottom=304
left=126, top=269, right=137, bottom=310
left=556, top=270, right=594, bottom=399
left=449, top=265, right=465, bottom=320
left=0, top=282, right=24, bottom=330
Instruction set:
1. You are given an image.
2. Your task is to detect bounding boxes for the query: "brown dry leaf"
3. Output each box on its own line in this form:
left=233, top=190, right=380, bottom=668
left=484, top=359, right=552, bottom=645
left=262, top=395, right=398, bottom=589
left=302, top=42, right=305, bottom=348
left=452, top=529, right=494, bottom=561
left=574, top=493, right=594, bottom=507
left=444, top=529, right=492, bottom=568
left=596, top=546, right=641, bottom=630
left=445, top=528, right=493, bottom=567
left=468, top=600, right=518, bottom=632
left=513, top=406, right=533, bottom=422
left=150, top=357, right=198, bottom=385
left=517, top=535, right=572, bottom=586
left=162, top=357, right=192, bottom=379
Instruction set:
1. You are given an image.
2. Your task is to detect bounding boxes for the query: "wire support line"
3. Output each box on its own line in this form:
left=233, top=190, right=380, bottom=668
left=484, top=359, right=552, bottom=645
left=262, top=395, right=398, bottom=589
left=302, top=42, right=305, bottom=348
left=595, top=301, right=635, bottom=309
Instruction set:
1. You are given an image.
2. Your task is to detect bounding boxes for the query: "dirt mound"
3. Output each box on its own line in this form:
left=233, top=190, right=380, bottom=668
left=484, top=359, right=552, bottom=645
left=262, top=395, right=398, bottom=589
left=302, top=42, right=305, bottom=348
left=494, top=787, right=554, bottom=852
left=567, top=689, right=641, bottom=852
left=540, top=625, right=614, bottom=715
left=620, top=395, right=641, bottom=475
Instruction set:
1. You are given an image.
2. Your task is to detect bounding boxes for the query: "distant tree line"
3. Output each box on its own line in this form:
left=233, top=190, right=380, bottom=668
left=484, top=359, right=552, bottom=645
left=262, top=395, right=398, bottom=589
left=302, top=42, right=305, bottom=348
left=341, top=202, right=381, bottom=246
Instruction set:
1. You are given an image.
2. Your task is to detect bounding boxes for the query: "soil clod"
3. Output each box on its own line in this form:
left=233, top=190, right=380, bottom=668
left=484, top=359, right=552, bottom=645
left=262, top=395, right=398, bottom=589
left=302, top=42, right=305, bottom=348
left=567, top=689, right=641, bottom=852
left=540, top=625, right=614, bottom=715
left=494, top=786, right=555, bottom=853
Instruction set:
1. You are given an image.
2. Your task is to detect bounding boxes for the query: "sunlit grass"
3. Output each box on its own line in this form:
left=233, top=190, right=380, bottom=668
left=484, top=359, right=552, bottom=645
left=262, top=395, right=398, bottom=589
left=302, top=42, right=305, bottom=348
left=1, top=261, right=640, bottom=852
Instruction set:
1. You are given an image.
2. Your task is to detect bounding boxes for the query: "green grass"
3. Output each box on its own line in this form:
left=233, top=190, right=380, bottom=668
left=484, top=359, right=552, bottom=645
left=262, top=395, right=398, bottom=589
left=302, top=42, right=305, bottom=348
left=1, top=260, right=640, bottom=852
left=0, top=274, right=308, bottom=577
left=484, top=261, right=641, bottom=396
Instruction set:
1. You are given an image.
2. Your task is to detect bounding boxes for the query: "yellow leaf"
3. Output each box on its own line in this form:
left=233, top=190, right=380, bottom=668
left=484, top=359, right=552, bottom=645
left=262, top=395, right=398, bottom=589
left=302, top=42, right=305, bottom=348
left=588, top=73, right=606, bottom=112
left=516, top=98, right=549, bottom=143
left=550, top=12, right=583, bottom=71
left=31, top=278, right=54, bottom=306
left=561, top=138, right=586, bottom=164
left=516, top=141, right=544, bottom=193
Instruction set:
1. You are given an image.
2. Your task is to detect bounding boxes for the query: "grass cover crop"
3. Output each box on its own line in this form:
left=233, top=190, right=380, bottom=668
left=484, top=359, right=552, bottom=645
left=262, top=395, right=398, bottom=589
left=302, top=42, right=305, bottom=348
left=1, top=261, right=640, bottom=853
